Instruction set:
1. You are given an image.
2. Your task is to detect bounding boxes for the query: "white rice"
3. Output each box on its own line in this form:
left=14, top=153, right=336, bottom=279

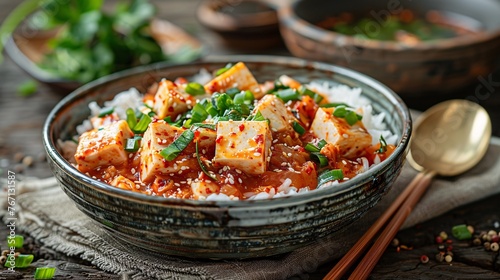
left=70, top=77, right=397, bottom=201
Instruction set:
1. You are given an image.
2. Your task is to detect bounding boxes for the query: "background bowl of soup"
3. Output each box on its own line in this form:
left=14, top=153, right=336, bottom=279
left=277, top=0, right=500, bottom=96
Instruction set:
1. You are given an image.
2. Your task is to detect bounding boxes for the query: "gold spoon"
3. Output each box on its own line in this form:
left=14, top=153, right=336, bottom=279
left=325, top=99, right=492, bottom=280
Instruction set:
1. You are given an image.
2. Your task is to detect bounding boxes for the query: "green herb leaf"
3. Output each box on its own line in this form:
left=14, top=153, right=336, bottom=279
left=160, top=130, right=194, bottom=161
left=34, top=267, right=56, bottom=279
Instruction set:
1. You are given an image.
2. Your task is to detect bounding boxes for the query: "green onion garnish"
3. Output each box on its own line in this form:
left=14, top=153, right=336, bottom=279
left=305, top=143, right=320, bottom=153
left=317, top=139, right=328, bottom=149
left=4, top=254, right=33, bottom=268
left=160, top=130, right=194, bottom=161
left=98, top=107, right=114, bottom=118
left=318, top=169, right=344, bottom=185
left=125, top=136, right=141, bottom=152
left=311, top=152, right=328, bottom=167
left=298, top=85, right=323, bottom=103
left=377, top=135, right=388, bottom=154
left=132, top=113, right=152, bottom=134
left=225, top=87, right=240, bottom=97
left=185, top=103, right=209, bottom=127
left=126, top=108, right=137, bottom=129
left=333, top=106, right=347, bottom=117
left=345, top=110, right=359, bottom=125
left=191, top=123, right=216, bottom=130
left=275, top=88, right=301, bottom=103
left=185, top=82, right=206, bottom=96
left=215, top=63, right=233, bottom=76
left=247, top=111, right=266, bottom=122
left=292, top=121, right=306, bottom=135
left=34, top=267, right=56, bottom=279
left=195, top=141, right=217, bottom=181
left=7, top=234, right=24, bottom=248
left=320, top=102, right=351, bottom=108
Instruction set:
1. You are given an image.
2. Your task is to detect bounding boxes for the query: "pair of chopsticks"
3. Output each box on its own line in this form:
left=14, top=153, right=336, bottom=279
left=324, top=170, right=436, bottom=280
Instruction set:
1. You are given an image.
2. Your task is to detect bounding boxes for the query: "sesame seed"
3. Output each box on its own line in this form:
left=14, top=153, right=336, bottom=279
left=254, top=152, right=262, bottom=157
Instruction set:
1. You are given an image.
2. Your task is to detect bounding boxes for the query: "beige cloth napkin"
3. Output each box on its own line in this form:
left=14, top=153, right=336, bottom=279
left=2, top=137, right=500, bottom=280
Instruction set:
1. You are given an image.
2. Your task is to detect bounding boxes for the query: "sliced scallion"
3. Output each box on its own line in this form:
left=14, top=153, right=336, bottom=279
left=292, top=121, right=306, bottom=135
left=299, top=85, right=323, bottom=103
left=320, top=102, right=351, bottom=108
left=215, top=63, right=233, bottom=76
left=275, top=88, right=301, bottom=103
left=4, top=254, right=33, bottom=268
left=7, top=234, right=24, bottom=248
left=191, top=123, right=216, bottom=130
left=317, top=139, right=328, bottom=149
left=247, top=110, right=265, bottom=122
left=34, top=267, right=56, bottom=279
left=318, top=169, right=344, bottom=185
left=132, top=113, right=152, bottom=134
left=345, top=110, right=359, bottom=125
left=98, top=107, right=114, bottom=118
left=305, top=143, right=320, bottom=153
left=185, top=82, right=206, bottom=96
left=160, top=130, right=194, bottom=161
left=333, top=106, right=347, bottom=117
left=125, top=136, right=141, bottom=152
left=377, top=135, right=388, bottom=154
left=310, top=152, right=328, bottom=167
left=126, top=108, right=137, bottom=129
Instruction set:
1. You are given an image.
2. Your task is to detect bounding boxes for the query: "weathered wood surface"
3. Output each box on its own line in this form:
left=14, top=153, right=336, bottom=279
left=1, top=1, right=500, bottom=279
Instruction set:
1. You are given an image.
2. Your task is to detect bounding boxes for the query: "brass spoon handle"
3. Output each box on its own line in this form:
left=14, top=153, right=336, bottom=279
left=323, top=170, right=436, bottom=280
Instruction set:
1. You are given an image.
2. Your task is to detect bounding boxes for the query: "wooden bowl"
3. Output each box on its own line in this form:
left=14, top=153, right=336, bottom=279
left=43, top=55, right=411, bottom=259
left=277, top=0, right=500, bottom=96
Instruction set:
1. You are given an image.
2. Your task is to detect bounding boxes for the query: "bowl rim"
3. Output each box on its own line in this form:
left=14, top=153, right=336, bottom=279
left=277, top=0, right=500, bottom=52
left=43, top=54, right=412, bottom=208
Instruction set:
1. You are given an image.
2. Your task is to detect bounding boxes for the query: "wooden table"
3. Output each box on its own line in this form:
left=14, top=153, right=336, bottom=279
left=1, top=1, right=499, bottom=279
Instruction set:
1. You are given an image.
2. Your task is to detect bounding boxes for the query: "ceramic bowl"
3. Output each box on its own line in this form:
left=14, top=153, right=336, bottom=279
left=43, top=55, right=411, bottom=259
left=277, top=0, right=500, bottom=96
left=196, top=0, right=282, bottom=50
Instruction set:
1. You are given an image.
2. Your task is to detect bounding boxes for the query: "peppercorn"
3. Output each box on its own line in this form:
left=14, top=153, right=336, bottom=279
left=435, top=253, right=445, bottom=262
left=491, top=242, right=499, bottom=252
left=482, top=233, right=491, bottom=242
left=440, top=231, right=448, bottom=240
left=435, top=236, right=443, bottom=244
left=391, top=238, right=400, bottom=247
left=447, top=245, right=453, bottom=251
left=473, top=237, right=482, bottom=246
left=484, top=241, right=491, bottom=251
left=445, top=255, right=453, bottom=263
left=446, top=251, right=454, bottom=257
left=0, top=255, right=6, bottom=264
left=491, top=235, right=499, bottom=243
left=488, top=230, right=497, bottom=237
left=420, top=255, right=429, bottom=264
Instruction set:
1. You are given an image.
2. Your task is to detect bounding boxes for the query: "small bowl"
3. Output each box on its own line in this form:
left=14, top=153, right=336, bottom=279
left=196, top=0, right=282, bottom=50
left=277, top=0, right=500, bottom=95
left=43, top=55, right=411, bottom=259
left=5, top=19, right=203, bottom=93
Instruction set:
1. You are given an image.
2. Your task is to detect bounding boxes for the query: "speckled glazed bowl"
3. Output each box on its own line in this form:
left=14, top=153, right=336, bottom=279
left=43, top=55, right=411, bottom=259
left=278, top=0, right=500, bottom=96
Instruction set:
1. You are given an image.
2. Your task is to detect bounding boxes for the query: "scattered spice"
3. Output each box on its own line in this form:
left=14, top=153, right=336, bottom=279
left=391, top=238, right=400, bottom=247
left=491, top=242, right=499, bottom=252
left=420, top=255, right=429, bottom=264
left=444, top=254, right=453, bottom=263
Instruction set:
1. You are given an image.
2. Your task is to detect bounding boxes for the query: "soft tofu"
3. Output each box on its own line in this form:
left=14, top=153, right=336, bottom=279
left=278, top=75, right=302, bottom=89
left=153, top=79, right=194, bottom=119
left=75, top=120, right=134, bottom=172
left=204, top=62, right=264, bottom=98
left=311, top=108, right=372, bottom=159
left=140, top=121, right=194, bottom=182
left=253, top=94, right=297, bottom=133
left=191, top=180, right=220, bottom=199
left=214, top=121, right=272, bottom=175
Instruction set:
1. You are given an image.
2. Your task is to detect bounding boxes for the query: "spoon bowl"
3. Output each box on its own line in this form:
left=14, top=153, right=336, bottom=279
left=408, top=100, right=492, bottom=176
left=326, top=99, right=492, bottom=279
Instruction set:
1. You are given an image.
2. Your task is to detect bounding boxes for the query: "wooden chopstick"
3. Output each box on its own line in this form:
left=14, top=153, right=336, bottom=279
left=323, top=170, right=436, bottom=280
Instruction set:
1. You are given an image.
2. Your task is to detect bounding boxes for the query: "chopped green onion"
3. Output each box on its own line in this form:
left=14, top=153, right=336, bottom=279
left=125, top=136, right=141, bottom=152
left=345, top=110, right=359, bottom=125
left=451, top=224, right=472, bottom=240
left=292, top=121, right=306, bottom=135
left=233, top=91, right=246, bottom=105
left=132, top=113, right=152, bottom=134
left=305, top=143, right=320, bottom=153
left=163, top=116, right=173, bottom=123
left=318, top=169, right=344, bottom=185
left=215, top=63, right=233, bottom=76
left=126, top=108, right=137, bottom=129
left=333, top=106, right=347, bottom=117
left=317, top=139, right=328, bottom=149
left=7, top=234, right=24, bottom=248
left=143, top=103, right=154, bottom=110
left=160, top=130, right=194, bottom=161
left=34, top=267, right=56, bottom=279
left=247, top=111, right=266, bottom=122
left=320, top=102, right=351, bottom=108
left=98, top=107, right=114, bottom=118
left=310, top=152, right=328, bottom=167
left=275, top=88, right=301, bottom=103
left=191, top=123, right=216, bottom=130
left=225, top=87, right=240, bottom=97
left=188, top=103, right=209, bottom=125
left=298, top=85, right=323, bottom=103
left=377, top=135, right=388, bottom=154
left=195, top=141, right=217, bottom=181
left=17, top=80, right=38, bottom=97
left=4, top=254, right=33, bottom=268
left=185, top=82, right=206, bottom=96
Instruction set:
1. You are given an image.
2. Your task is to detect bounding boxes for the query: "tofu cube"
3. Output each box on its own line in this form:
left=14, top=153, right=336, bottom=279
left=311, top=108, right=372, bottom=159
left=214, top=121, right=272, bottom=175
left=254, top=94, right=297, bottom=133
left=140, top=121, right=194, bottom=182
left=204, top=62, right=264, bottom=98
left=75, top=120, right=134, bottom=172
left=191, top=180, right=220, bottom=199
left=153, top=79, right=193, bottom=119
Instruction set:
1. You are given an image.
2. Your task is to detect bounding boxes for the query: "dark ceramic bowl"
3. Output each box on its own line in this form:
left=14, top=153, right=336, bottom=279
left=196, top=0, right=282, bottom=50
left=43, top=55, right=411, bottom=259
left=277, top=0, right=500, bottom=96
